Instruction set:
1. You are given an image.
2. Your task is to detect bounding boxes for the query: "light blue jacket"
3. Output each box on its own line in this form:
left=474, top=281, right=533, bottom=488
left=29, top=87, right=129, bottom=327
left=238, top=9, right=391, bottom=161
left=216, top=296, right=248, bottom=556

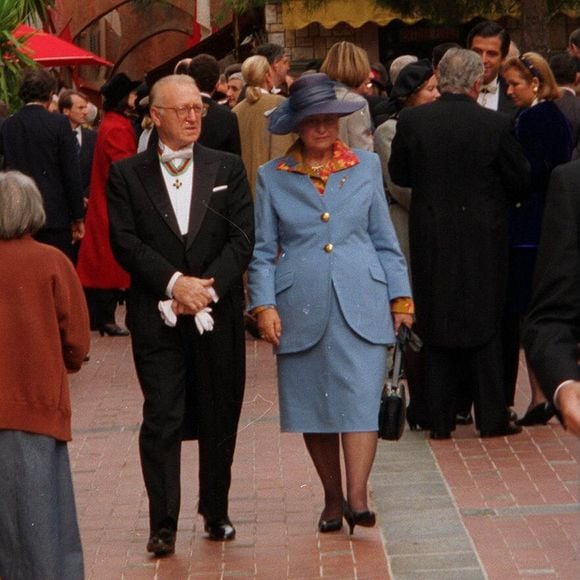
left=248, top=149, right=411, bottom=354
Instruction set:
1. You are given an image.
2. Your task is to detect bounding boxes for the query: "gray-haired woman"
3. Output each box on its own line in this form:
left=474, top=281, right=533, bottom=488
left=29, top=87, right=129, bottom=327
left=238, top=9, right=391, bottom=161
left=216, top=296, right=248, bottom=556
left=0, top=171, right=90, bottom=578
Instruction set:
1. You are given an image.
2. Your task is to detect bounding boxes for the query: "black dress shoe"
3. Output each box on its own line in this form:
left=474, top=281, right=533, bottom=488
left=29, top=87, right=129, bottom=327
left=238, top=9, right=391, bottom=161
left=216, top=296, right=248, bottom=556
left=344, top=506, right=376, bottom=535
left=318, top=515, right=343, bottom=533
left=318, top=500, right=346, bottom=533
left=204, top=517, right=236, bottom=541
left=430, top=431, right=451, bottom=440
left=455, top=412, right=474, bottom=425
left=406, top=407, right=430, bottom=431
left=146, top=528, right=175, bottom=557
left=515, top=402, right=555, bottom=427
left=480, top=422, right=522, bottom=438
left=98, top=323, right=129, bottom=337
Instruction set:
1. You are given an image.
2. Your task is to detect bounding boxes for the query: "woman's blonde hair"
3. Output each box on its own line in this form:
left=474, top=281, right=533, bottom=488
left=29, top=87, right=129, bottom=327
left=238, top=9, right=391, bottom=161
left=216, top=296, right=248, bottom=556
left=320, top=42, right=370, bottom=89
left=503, top=52, right=560, bottom=101
left=242, top=55, right=271, bottom=104
left=0, top=171, right=46, bottom=239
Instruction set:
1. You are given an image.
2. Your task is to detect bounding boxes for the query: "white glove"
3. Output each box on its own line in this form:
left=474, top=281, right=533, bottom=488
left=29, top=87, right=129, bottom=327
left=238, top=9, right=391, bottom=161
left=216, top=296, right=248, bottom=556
left=194, top=308, right=214, bottom=334
left=158, top=299, right=178, bottom=327
left=158, top=287, right=219, bottom=333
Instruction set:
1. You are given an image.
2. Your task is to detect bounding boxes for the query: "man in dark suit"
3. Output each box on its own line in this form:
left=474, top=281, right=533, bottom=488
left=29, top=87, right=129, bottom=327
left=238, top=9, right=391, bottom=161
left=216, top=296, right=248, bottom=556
left=389, top=48, right=530, bottom=439
left=0, top=69, right=84, bottom=261
left=524, top=160, right=580, bottom=436
left=467, top=20, right=518, bottom=119
left=550, top=53, right=580, bottom=160
left=107, top=74, right=253, bottom=555
left=188, top=54, right=241, bottom=156
left=58, top=90, right=97, bottom=197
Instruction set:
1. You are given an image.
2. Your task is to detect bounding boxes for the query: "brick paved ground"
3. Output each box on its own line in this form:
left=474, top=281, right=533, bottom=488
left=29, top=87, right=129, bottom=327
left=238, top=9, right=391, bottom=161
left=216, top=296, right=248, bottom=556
left=69, top=324, right=579, bottom=579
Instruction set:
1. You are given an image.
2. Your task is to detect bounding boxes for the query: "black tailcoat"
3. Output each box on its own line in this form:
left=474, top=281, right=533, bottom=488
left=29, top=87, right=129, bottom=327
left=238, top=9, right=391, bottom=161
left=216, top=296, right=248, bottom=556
left=389, top=93, right=529, bottom=349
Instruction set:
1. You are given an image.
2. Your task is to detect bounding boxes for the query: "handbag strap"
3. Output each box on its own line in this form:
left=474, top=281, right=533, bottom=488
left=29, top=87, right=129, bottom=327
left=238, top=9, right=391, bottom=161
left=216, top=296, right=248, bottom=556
left=391, top=341, right=403, bottom=389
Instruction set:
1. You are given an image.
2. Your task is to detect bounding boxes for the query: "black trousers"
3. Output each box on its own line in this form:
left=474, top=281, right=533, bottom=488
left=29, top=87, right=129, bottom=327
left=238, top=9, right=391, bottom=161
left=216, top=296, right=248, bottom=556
left=424, top=332, right=509, bottom=434
left=132, top=314, right=246, bottom=532
left=501, top=312, right=522, bottom=408
left=34, top=227, right=77, bottom=263
left=84, top=288, right=120, bottom=330
left=455, top=312, right=520, bottom=416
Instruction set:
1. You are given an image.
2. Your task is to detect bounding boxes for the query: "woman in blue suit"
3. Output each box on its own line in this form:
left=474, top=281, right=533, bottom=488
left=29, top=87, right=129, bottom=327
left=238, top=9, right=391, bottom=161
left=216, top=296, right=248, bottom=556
left=248, top=73, right=413, bottom=535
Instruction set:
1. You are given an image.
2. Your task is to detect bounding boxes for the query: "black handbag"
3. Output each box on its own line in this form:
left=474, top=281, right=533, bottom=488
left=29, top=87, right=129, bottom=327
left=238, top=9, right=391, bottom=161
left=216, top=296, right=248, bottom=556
left=378, top=325, right=422, bottom=441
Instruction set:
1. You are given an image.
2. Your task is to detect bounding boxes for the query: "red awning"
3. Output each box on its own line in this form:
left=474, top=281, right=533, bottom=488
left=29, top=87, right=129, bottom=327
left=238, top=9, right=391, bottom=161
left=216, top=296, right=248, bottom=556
left=13, top=24, right=112, bottom=67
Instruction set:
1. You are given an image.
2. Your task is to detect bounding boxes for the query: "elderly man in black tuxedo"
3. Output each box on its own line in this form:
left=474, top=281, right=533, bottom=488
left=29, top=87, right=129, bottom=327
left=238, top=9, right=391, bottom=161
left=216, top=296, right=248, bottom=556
left=107, top=74, right=254, bottom=556
left=389, top=48, right=530, bottom=439
left=0, top=69, right=84, bottom=261
left=524, top=160, right=580, bottom=436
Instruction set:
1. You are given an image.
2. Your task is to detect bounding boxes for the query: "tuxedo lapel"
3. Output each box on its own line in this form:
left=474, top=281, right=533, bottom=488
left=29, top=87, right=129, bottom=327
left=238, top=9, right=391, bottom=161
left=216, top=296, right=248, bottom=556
left=134, top=149, right=183, bottom=241
left=186, top=144, right=218, bottom=249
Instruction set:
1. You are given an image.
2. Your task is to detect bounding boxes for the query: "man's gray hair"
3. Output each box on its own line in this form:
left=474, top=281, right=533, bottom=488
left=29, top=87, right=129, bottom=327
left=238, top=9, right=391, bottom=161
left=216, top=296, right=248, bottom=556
left=150, top=74, right=198, bottom=107
left=0, top=171, right=46, bottom=239
left=438, top=48, right=484, bottom=94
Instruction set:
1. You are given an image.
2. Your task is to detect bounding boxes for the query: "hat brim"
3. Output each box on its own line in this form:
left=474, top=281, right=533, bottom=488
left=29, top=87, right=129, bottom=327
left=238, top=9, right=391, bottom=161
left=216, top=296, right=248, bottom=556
left=268, top=99, right=365, bottom=135
left=101, top=78, right=142, bottom=103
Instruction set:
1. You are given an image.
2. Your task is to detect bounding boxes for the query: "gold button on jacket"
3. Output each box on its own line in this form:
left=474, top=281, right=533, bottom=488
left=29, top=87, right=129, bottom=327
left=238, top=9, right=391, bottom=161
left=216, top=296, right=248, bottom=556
left=321, top=212, right=330, bottom=222
left=324, top=243, right=333, bottom=253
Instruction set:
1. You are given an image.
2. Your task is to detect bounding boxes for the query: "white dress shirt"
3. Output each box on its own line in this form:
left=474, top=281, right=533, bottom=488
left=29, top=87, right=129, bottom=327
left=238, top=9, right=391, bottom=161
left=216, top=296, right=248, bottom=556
left=158, top=141, right=194, bottom=297
left=478, top=76, right=500, bottom=111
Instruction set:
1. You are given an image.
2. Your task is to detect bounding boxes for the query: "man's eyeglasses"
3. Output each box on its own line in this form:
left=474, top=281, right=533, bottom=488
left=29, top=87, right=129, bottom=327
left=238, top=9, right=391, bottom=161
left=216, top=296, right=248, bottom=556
left=154, top=104, right=207, bottom=120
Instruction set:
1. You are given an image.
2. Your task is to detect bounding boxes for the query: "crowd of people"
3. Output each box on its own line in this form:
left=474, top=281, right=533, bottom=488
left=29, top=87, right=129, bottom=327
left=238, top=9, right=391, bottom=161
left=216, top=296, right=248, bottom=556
left=0, top=19, right=579, bottom=574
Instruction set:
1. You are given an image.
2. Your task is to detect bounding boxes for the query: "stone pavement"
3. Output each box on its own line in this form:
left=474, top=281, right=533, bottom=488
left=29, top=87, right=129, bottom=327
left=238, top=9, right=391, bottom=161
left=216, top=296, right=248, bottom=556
left=70, top=327, right=579, bottom=579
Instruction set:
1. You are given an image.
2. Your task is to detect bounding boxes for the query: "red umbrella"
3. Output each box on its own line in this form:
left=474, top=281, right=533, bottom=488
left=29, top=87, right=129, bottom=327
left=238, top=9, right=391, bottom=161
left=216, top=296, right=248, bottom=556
left=13, top=24, right=113, bottom=67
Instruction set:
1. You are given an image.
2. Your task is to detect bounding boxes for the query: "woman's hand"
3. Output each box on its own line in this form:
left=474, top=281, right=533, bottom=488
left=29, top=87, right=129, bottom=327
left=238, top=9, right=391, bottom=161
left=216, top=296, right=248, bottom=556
left=393, top=313, right=413, bottom=335
left=257, top=308, right=282, bottom=346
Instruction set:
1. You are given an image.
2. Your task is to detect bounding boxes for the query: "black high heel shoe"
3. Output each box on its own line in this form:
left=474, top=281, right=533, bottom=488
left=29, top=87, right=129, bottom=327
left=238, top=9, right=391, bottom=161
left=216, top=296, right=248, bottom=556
left=515, top=402, right=555, bottom=427
left=98, top=323, right=129, bottom=337
left=318, top=499, right=346, bottom=533
left=344, top=505, right=376, bottom=535
left=318, top=514, right=343, bottom=533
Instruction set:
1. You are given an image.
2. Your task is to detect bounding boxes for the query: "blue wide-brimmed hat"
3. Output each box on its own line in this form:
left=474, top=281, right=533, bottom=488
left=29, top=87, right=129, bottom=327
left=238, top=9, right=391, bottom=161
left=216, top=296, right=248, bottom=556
left=268, top=73, right=365, bottom=135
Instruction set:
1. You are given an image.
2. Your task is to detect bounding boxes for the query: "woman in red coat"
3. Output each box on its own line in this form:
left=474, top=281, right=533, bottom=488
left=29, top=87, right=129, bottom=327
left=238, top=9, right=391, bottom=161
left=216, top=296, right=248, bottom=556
left=77, top=73, right=140, bottom=336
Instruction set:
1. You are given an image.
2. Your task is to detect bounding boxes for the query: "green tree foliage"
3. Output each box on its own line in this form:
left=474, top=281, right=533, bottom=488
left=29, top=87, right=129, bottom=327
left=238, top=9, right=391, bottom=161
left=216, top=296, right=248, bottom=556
left=0, top=0, right=54, bottom=112
left=369, top=1, right=579, bottom=23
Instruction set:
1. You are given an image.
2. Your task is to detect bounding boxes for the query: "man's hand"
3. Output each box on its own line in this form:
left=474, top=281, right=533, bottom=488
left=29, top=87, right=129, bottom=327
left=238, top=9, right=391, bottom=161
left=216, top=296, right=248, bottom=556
left=557, top=381, right=580, bottom=437
left=72, top=220, right=85, bottom=243
left=257, top=308, right=282, bottom=347
left=172, top=276, right=215, bottom=314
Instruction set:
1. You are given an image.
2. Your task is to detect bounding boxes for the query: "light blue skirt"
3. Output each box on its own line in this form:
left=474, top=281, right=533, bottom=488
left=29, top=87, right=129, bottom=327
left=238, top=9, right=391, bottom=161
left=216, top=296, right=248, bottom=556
left=277, top=291, right=388, bottom=433
left=0, top=430, right=84, bottom=580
